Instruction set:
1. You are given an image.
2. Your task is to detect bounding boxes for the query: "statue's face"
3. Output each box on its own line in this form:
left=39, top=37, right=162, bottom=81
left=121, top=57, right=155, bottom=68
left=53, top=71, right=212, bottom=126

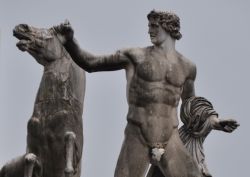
left=13, top=24, right=65, bottom=66
left=148, top=21, right=168, bottom=46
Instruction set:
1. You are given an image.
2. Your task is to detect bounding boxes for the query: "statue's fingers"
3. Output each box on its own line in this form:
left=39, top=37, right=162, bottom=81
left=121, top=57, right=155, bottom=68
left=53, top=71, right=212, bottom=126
left=61, top=20, right=72, bottom=30
left=228, top=121, right=240, bottom=128
left=53, top=21, right=70, bottom=33
left=64, top=19, right=71, bottom=25
left=230, top=126, right=238, bottom=130
left=60, top=24, right=72, bottom=34
left=226, top=125, right=236, bottom=132
left=228, top=125, right=237, bottom=130
left=223, top=126, right=233, bottom=133
left=225, top=119, right=237, bottom=123
left=221, top=119, right=239, bottom=128
left=230, top=119, right=238, bottom=124
left=231, top=123, right=239, bottom=128
left=222, top=118, right=235, bottom=122
left=53, top=23, right=64, bottom=33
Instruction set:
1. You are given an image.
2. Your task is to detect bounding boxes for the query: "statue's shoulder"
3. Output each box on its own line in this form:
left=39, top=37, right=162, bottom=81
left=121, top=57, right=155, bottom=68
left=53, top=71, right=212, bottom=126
left=120, top=47, right=147, bottom=56
left=176, top=51, right=196, bottom=79
left=118, top=47, right=148, bottom=64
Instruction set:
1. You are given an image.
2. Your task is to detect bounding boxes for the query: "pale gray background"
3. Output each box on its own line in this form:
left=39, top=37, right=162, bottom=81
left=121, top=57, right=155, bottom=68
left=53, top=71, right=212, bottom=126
left=0, top=0, right=249, bottom=176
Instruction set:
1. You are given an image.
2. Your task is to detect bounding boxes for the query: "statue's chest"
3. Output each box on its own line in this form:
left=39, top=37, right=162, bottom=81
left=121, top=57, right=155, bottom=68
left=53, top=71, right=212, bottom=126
left=136, top=58, right=186, bottom=86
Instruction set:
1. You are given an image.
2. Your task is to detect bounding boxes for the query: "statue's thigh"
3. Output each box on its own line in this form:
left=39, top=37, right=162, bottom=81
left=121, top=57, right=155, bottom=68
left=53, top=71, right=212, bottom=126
left=27, top=117, right=43, bottom=155
left=114, top=123, right=150, bottom=177
left=159, top=133, right=201, bottom=177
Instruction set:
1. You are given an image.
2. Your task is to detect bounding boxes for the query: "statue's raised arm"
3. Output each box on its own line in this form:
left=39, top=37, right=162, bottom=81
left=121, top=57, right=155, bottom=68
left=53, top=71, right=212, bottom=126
left=54, top=21, right=130, bottom=72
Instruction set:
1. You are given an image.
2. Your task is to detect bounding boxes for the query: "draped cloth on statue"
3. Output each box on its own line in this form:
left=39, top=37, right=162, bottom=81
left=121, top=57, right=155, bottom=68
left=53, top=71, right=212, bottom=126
left=179, top=96, right=218, bottom=177
left=147, top=97, right=218, bottom=177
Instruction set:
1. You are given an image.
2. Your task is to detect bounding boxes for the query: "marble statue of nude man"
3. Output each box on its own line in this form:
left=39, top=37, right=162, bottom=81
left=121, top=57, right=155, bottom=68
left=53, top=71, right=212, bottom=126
left=55, top=10, right=238, bottom=177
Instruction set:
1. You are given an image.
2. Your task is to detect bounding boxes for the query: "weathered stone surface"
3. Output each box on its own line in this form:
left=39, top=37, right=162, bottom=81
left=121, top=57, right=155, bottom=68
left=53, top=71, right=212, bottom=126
left=56, top=10, right=239, bottom=177
left=147, top=97, right=239, bottom=177
left=0, top=24, right=85, bottom=177
left=1, top=9, right=240, bottom=177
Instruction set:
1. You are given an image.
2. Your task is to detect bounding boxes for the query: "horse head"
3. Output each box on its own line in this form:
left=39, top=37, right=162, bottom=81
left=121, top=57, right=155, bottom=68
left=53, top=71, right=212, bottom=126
left=13, top=24, right=67, bottom=66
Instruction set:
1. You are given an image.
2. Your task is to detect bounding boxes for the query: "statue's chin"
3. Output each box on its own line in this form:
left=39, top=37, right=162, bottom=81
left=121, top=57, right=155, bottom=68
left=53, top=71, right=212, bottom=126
left=150, top=39, right=160, bottom=46
left=150, top=38, right=156, bottom=44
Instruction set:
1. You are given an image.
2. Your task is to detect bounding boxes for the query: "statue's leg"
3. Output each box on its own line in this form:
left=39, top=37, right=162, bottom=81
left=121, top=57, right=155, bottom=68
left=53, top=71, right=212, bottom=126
left=64, top=131, right=76, bottom=177
left=114, top=123, right=150, bottom=177
left=0, top=154, right=40, bottom=177
left=26, top=117, right=43, bottom=177
left=0, top=166, right=5, bottom=177
left=158, top=130, right=201, bottom=177
left=146, top=165, right=165, bottom=177
left=24, top=153, right=38, bottom=177
left=27, top=117, right=42, bottom=154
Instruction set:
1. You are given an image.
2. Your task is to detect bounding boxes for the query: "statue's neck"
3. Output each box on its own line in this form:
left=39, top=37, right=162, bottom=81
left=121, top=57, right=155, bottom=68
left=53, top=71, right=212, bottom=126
left=155, top=37, right=176, bottom=56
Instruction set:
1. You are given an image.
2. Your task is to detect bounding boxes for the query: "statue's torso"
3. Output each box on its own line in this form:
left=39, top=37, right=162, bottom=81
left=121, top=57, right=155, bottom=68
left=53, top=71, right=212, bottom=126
left=126, top=47, right=190, bottom=145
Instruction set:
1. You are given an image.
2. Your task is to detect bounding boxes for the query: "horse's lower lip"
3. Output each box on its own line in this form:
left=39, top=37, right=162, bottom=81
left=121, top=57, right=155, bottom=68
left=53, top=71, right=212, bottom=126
left=16, top=41, right=27, bottom=51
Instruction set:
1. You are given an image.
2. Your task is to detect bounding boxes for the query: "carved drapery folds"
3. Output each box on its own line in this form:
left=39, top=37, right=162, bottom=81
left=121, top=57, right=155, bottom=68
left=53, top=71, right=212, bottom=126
left=179, top=97, right=218, bottom=177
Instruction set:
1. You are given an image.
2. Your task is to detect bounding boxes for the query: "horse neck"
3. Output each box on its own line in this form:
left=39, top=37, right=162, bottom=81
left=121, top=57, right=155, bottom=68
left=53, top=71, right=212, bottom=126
left=42, top=53, right=85, bottom=104
left=44, top=54, right=72, bottom=74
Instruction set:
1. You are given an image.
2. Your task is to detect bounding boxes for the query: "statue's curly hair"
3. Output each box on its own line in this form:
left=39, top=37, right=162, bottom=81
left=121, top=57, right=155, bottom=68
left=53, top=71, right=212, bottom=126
left=147, top=10, right=182, bottom=40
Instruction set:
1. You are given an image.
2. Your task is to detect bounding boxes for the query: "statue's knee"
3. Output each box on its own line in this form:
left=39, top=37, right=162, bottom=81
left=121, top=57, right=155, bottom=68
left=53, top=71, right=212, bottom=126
left=27, top=117, right=41, bottom=134
left=64, top=166, right=74, bottom=175
left=0, top=166, right=6, bottom=177
left=24, top=153, right=38, bottom=164
left=64, top=131, right=76, bottom=141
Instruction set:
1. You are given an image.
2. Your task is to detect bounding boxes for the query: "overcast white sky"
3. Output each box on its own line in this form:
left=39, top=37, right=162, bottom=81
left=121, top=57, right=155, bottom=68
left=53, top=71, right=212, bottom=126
left=0, top=0, right=249, bottom=177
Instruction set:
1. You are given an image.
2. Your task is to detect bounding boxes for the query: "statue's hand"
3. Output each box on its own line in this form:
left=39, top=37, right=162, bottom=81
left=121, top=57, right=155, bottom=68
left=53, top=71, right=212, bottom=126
left=54, top=20, right=74, bottom=43
left=218, top=119, right=240, bottom=133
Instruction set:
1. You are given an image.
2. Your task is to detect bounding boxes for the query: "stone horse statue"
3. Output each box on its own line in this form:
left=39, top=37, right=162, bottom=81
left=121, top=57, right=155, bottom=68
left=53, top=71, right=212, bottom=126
left=0, top=24, right=85, bottom=177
